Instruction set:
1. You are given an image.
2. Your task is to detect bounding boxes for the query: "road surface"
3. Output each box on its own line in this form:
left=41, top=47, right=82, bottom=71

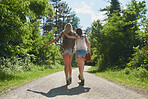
left=0, top=66, right=147, bottom=99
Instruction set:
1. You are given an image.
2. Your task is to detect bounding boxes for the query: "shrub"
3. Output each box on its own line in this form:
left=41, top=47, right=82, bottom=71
left=127, top=46, right=147, bottom=69
left=0, top=54, right=35, bottom=75
left=137, top=67, right=148, bottom=79
left=131, top=67, right=148, bottom=79
left=96, top=55, right=106, bottom=71
left=124, top=68, right=131, bottom=75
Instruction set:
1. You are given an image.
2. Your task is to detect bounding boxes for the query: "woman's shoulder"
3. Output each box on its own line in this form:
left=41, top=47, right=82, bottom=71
left=72, top=31, right=76, bottom=34
left=82, top=35, right=87, bottom=38
left=82, top=35, right=86, bottom=37
left=77, top=35, right=86, bottom=40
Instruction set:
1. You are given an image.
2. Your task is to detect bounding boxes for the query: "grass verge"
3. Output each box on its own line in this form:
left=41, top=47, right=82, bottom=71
left=0, top=66, right=64, bottom=94
left=88, top=66, right=148, bottom=92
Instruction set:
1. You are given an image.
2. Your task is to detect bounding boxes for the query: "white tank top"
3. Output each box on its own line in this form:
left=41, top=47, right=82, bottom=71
left=75, top=37, right=87, bottom=51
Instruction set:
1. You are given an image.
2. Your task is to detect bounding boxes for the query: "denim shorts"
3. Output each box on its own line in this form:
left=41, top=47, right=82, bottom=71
left=75, top=50, right=87, bottom=58
left=63, top=48, right=73, bottom=55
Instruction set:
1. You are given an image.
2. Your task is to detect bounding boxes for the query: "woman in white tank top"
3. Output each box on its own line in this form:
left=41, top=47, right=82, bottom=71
left=75, top=36, right=87, bottom=51
left=63, top=28, right=91, bottom=86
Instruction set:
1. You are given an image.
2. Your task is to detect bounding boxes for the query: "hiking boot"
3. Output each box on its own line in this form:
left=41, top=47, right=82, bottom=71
left=78, top=75, right=81, bottom=80
left=78, top=79, right=85, bottom=86
left=66, top=77, right=72, bottom=85
left=66, top=78, right=70, bottom=85
left=69, top=77, right=72, bottom=85
left=78, top=75, right=85, bottom=86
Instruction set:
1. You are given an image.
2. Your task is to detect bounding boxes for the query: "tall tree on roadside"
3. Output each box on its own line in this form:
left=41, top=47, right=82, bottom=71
left=43, top=1, right=80, bottom=35
left=90, top=0, right=147, bottom=71
left=0, top=0, right=54, bottom=57
left=100, top=0, right=121, bottom=17
left=89, top=20, right=103, bottom=64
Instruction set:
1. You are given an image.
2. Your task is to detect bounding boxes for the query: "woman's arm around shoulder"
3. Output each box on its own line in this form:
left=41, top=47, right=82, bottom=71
left=62, top=31, right=78, bottom=39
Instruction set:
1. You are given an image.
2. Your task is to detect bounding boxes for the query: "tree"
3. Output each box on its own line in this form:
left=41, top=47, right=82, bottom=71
left=0, top=0, right=54, bottom=58
left=100, top=0, right=121, bottom=17
left=90, top=0, right=147, bottom=70
left=43, top=1, right=80, bottom=35
left=89, top=20, right=103, bottom=64
left=127, top=16, right=148, bottom=69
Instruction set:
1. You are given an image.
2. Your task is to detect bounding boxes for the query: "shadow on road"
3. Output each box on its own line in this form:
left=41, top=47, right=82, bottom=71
left=27, top=85, right=90, bottom=97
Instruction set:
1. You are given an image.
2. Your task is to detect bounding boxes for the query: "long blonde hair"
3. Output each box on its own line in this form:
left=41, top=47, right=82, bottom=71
left=63, top=23, right=73, bottom=33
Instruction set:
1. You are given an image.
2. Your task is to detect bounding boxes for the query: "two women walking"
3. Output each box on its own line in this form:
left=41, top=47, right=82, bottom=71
left=44, top=23, right=91, bottom=86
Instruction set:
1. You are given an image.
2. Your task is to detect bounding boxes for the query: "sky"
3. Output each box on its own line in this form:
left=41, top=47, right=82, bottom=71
left=62, top=0, right=148, bottom=30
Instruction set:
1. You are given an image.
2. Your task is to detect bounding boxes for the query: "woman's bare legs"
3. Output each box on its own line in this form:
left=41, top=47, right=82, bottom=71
left=68, top=55, right=73, bottom=76
left=62, top=54, right=69, bottom=77
left=76, top=58, right=85, bottom=76
left=76, top=58, right=85, bottom=86
left=62, top=54, right=73, bottom=85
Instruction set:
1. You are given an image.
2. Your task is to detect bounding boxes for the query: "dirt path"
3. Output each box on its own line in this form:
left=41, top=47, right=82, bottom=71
left=0, top=66, right=147, bottom=99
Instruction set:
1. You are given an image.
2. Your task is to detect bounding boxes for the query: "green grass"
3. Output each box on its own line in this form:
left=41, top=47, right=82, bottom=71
left=88, top=66, right=148, bottom=91
left=0, top=66, right=64, bottom=94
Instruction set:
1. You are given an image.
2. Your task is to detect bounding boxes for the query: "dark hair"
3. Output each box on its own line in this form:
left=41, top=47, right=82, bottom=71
left=76, top=28, right=82, bottom=37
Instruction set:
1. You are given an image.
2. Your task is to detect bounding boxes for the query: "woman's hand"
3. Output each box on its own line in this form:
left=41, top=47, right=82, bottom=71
left=44, top=45, right=47, bottom=48
left=89, top=51, right=91, bottom=54
left=44, top=39, right=57, bottom=48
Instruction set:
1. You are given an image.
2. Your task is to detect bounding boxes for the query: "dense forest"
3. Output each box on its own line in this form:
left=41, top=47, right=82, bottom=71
left=0, top=0, right=79, bottom=79
left=89, top=0, right=148, bottom=73
left=0, top=0, right=147, bottom=81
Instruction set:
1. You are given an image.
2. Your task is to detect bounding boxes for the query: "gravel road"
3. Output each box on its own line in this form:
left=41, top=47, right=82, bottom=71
left=0, top=66, right=147, bottom=99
